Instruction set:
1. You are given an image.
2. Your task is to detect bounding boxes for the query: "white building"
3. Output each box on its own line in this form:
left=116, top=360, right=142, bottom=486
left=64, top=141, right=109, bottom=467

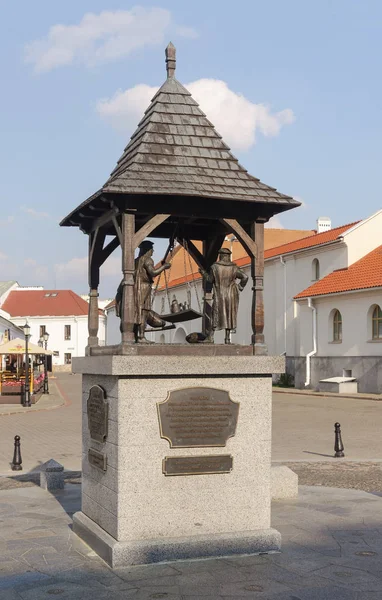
left=106, top=210, right=382, bottom=393
left=1, top=288, right=106, bottom=367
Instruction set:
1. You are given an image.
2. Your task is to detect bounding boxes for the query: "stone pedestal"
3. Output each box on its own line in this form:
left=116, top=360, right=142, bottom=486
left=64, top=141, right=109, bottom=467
left=72, top=347, right=284, bottom=567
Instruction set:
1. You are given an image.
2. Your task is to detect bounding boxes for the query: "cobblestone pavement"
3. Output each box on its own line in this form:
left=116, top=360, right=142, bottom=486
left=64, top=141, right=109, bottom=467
left=281, top=462, right=382, bottom=494
left=2, top=483, right=382, bottom=599
left=0, top=374, right=81, bottom=474
left=1, top=376, right=382, bottom=476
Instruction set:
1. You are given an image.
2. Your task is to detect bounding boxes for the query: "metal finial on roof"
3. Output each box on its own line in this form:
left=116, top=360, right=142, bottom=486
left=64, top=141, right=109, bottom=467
left=165, top=42, right=176, bottom=78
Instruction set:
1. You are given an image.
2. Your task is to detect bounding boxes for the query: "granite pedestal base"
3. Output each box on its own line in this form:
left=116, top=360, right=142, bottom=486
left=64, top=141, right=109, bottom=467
left=72, top=349, right=284, bottom=567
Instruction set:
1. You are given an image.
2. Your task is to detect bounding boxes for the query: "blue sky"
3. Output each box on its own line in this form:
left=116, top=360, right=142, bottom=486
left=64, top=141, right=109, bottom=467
left=1, top=1, right=381, bottom=297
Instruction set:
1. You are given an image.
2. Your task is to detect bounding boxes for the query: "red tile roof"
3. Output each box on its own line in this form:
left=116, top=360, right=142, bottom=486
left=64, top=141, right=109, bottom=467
left=265, top=221, right=359, bottom=259
left=2, top=290, right=90, bottom=317
left=295, top=245, right=382, bottom=299
left=156, top=228, right=316, bottom=291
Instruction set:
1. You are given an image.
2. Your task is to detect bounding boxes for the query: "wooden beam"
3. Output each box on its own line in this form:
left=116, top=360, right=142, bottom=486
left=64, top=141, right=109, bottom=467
left=133, top=214, right=170, bottom=248
left=250, top=220, right=267, bottom=354
left=100, top=236, right=120, bottom=266
left=89, top=207, right=119, bottom=233
left=112, top=215, right=123, bottom=246
left=220, top=218, right=257, bottom=258
left=179, top=238, right=207, bottom=271
left=121, top=213, right=136, bottom=345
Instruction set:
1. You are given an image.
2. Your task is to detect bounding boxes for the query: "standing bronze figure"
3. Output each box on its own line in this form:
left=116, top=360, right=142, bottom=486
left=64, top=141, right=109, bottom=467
left=116, top=240, right=170, bottom=343
left=200, top=248, right=248, bottom=344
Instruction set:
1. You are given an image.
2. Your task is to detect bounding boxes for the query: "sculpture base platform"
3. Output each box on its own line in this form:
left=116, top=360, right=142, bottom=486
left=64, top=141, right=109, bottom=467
left=73, top=511, right=281, bottom=568
left=73, top=349, right=284, bottom=568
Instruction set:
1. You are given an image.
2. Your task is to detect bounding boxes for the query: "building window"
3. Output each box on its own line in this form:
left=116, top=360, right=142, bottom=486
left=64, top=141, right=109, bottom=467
left=39, top=325, right=46, bottom=337
left=64, top=325, right=71, bottom=340
left=372, top=305, right=382, bottom=340
left=312, top=258, right=320, bottom=281
left=333, top=310, right=342, bottom=342
left=64, top=353, right=72, bottom=365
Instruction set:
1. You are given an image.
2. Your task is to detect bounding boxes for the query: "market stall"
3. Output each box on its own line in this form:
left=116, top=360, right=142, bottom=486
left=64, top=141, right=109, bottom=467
left=0, top=338, right=52, bottom=405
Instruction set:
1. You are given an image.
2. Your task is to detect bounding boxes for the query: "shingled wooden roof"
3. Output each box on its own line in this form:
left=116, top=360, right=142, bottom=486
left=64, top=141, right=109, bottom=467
left=61, top=43, right=299, bottom=231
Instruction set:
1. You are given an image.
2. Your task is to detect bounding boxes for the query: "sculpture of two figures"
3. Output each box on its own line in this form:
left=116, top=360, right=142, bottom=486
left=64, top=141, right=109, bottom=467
left=116, top=241, right=248, bottom=344
left=115, top=241, right=170, bottom=343
left=200, top=247, right=248, bottom=344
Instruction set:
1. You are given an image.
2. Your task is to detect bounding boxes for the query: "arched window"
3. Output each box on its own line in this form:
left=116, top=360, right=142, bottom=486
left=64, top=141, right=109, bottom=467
left=372, top=305, right=382, bottom=339
left=333, top=310, right=342, bottom=342
left=312, top=258, right=320, bottom=281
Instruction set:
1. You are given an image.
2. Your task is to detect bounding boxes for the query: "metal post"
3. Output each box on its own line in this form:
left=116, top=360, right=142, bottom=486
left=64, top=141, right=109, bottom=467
left=44, top=341, right=49, bottom=394
left=334, top=422, right=345, bottom=458
left=24, top=334, right=30, bottom=407
left=11, top=435, right=22, bottom=471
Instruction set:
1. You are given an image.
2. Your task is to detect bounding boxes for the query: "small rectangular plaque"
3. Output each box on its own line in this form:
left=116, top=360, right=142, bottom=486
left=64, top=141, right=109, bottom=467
left=163, top=455, right=233, bottom=476
left=88, top=448, right=107, bottom=471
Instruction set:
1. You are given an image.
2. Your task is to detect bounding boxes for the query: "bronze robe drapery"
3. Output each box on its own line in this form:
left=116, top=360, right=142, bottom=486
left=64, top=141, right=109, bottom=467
left=209, top=262, right=248, bottom=330
left=134, top=252, right=155, bottom=325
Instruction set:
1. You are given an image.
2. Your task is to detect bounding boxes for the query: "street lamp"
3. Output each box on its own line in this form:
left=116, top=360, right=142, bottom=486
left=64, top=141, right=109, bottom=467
left=22, top=322, right=31, bottom=407
left=43, top=331, right=49, bottom=394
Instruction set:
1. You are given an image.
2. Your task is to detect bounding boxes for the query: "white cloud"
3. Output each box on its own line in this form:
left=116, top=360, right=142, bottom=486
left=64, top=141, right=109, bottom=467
left=0, top=216, right=14, bottom=226
left=25, top=8, right=197, bottom=73
left=265, top=216, right=284, bottom=229
left=21, top=206, right=50, bottom=219
left=0, top=252, right=7, bottom=261
left=96, top=79, right=295, bottom=151
left=293, top=195, right=308, bottom=209
left=55, top=257, right=87, bottom=280
left=55, top=255, right=121, bottom=282
left=24, top=258, right=37, bottom=267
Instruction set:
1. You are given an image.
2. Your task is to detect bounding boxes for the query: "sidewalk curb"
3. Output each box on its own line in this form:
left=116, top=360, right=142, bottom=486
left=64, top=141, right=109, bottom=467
left=273, top=387, right=382, bottom=402
left=0, top=380, right=67, bottom=417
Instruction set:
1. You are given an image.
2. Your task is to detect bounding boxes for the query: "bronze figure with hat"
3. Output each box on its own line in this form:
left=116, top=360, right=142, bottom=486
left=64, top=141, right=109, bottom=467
left=200, top=247, right=248, bottom=344
left=115, top=240, right=171, bottom=343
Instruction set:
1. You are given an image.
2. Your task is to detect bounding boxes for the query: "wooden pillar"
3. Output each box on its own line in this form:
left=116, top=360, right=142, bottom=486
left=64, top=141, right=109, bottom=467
left=202, top=240, right=214, bottom=342
left=251, top=220, right=268, bottom=355
left=87, top=231, right=100, bottom=353
left=121, top=212, right=136, bottom=345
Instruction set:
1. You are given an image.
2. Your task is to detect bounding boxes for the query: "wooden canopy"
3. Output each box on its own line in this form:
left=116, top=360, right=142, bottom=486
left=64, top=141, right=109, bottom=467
left=60, top=43, right=300, bottom=352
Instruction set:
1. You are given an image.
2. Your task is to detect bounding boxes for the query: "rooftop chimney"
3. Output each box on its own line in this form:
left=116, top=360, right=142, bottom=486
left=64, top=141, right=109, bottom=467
left=317, top=217, right=331, bottom=233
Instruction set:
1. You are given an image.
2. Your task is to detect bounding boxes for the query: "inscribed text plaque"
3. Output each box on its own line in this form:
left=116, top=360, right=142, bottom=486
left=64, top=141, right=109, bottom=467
left=157, top=387, right=239, bottom=448
left=87, top=385, right=108, bottom=443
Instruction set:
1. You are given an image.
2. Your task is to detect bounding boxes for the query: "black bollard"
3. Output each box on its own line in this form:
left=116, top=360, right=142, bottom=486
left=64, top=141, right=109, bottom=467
left=334, top=422, right=345, bottom=458
left=11, top=435, right=22, bottom=471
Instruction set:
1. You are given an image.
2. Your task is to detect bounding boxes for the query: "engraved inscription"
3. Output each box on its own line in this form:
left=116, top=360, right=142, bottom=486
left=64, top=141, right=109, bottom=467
left=88, top=448, right=107, bottom=471
left=163, top=455, right=233, bottom=476
left=87, top=385, right=108, bottom=443
left=157, top=387, right=239, bottom=448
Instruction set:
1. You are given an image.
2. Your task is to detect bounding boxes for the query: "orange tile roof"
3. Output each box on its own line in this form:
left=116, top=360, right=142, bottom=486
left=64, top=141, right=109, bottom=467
left=157, top=228, right=315, bottom=290
left=265, top=221, right=359, bottom=259
left=2, top=290, right=91, bottom=317
left=295, top=245, right=382, bottom=299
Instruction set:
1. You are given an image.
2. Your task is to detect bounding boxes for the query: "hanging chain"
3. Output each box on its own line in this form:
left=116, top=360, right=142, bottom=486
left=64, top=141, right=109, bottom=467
left=151, top=246, right=174, bottom=313
left=183, top=239, right=202, bottom=313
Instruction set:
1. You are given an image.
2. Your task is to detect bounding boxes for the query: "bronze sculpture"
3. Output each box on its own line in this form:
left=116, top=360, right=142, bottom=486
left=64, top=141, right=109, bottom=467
left=200, top=248, right=248, bottom=344
left=116, top=240, right=171, bottom=343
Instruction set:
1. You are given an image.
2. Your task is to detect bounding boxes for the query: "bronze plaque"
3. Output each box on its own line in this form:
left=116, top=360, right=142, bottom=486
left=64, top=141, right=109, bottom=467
left=88, top=448, right=107, bottom=471
left=163, top=455, right=233, bottom=476
left=87, top=385, right=108, bottom=443
left=157, top=387, right=239, bottom=448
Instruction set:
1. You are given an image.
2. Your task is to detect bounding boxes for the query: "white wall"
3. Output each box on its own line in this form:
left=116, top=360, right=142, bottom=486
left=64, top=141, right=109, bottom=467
left=0, top=312, right=23, bottom=344
left=299, top=290, right=382, bottom=357
left=343, top=210, right=382, bottom=266
left=10, top=315, right=106, bottom=365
